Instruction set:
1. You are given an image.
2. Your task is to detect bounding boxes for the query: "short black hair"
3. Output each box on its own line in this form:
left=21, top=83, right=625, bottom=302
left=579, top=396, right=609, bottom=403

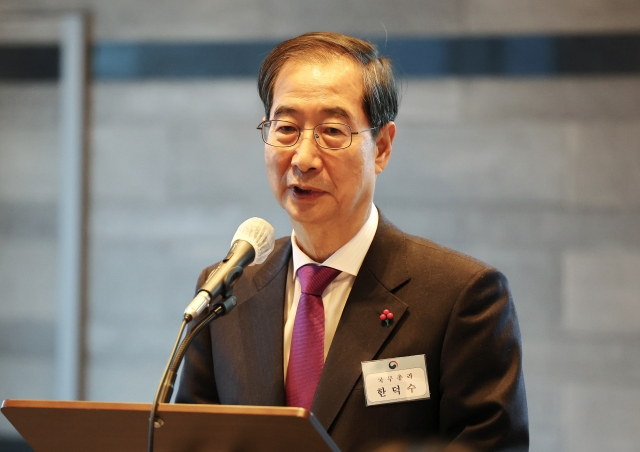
left=257, top=32, right=398, bottom=132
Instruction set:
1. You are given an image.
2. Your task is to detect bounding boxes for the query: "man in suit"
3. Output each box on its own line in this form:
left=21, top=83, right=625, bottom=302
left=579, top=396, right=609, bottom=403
left=176, top=32, right=528, bottom=451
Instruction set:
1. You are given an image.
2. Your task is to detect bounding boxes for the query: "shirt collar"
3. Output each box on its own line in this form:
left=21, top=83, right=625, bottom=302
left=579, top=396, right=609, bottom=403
left=290, top=204, right=379, bottom=279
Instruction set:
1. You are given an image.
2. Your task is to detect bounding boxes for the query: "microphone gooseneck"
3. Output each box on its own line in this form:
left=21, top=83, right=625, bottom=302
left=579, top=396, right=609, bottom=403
left=147, top=217, right=275, bottom=452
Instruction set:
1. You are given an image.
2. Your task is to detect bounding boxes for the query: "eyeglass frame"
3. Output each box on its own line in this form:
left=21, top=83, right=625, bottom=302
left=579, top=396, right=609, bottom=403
left=256, top=119, right=379, bottom=150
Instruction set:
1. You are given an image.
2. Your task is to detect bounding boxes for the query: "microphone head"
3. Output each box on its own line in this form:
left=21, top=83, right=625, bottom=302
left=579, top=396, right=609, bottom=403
left=231, top=218, right=275, bottom=265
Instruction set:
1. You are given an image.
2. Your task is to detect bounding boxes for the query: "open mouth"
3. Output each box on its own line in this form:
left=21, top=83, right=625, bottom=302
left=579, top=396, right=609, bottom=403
left=293, top=186, right=314, bottom=195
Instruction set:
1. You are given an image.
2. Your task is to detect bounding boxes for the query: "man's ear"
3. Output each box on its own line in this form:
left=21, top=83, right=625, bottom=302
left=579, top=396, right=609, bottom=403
left=374, top=121, right=396, bottom=174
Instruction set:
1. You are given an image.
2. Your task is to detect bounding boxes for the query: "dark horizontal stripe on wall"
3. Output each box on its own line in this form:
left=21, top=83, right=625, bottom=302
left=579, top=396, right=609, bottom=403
left=95, top=34, right=640, bottom=79
left=556, top=35, right=640, bottom=74
left=93, top=41, right=278, bottom=79
left=2, top=34, right=640, bottom=80
left=0, top=45, right=59, bottom=80
left=381, top=35, right=640, bottom=76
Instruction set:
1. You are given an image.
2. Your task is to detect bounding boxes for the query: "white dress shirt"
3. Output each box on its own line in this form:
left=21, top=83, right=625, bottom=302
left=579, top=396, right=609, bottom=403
left=283, top=205, right=379, bottom=380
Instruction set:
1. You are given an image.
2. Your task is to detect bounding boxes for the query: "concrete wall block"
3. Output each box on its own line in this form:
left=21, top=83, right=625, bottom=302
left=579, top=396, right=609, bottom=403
left=372, top=203, right=465, bottom=248
left=0, top=320, right=55, bottom=356
left=1, top=0, right=460, bottom=40
left=463, top=0, right=640, bottom=33
left=91, top=201, right=290, bottom=243
left=378, top=122, right=567, bottom=202
left=91, top=124, right=171, bottom=203
left=88, top=204, right=289, bottom=306
left=563, top=248, right=640, bottom=334
left=158, top=243, right=220, bottom=317
left=448, top=208, right=566, bottom=250
left=374, top=203, right=548, bottom=251
left=525, top=380, right=564, bottom=452
left=82, top=0, right=281, bottom=40
left=463, top=78, right=640, bottom=122
left=0, top=238, right=57, bottom=321
left=0, top=128, right=60, bottom=202
left=0, top=84, right=59, bottom=128
left=564, top=383, right=640, bottom=451
left=87, top=360, right=163, bottom=402
left=163, top=213, right=294, bottom=281
left=93, top=81, right=263, bottom=125
left=89, top=320, right=180, bottom=364
left=0, top=356, right=55, bottom=435
left=526, top=338, right=640, bottom=386
left=89, top=237, right=176, bottom=322
left=91, top=204, right=268, bottom=242
left=89, top=221, right=226, bottom=317
left=0, top=15, right=62, bottom=44
left=8, top=0, right=640, bottom=39
left=452, top=247, right=562, bottom=340
left=396, top=80, right=463, bottom=125
left=5, top=0, right=640, bottom=39
left=338, top=0, right=460, bottom=36
left=566, top=121, right=640, bottom=208
left=375, top=203, right=640, bottom=266
left=560, top=210, right=640, bottom=250
left=0, top=201, right=57, bottom=239
left=164, top=120, right=271, bottom=203
left=456, top=209, right=640, bottom=252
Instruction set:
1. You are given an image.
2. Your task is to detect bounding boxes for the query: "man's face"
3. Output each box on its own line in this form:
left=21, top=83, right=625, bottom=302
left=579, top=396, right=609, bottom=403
left=264, top=56, right=394, bottom=232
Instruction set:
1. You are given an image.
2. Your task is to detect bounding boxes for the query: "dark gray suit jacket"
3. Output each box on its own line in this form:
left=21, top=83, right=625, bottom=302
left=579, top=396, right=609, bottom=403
left=176, top=214, right=529, bottom=451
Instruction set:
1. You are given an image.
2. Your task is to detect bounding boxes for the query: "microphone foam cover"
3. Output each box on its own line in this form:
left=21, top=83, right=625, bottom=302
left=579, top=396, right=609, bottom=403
left=231, top=217, right=275, bottom=265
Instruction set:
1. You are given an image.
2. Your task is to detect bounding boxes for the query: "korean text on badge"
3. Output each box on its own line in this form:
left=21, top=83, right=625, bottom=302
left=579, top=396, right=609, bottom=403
left=361, top=354, right=430, bottom=406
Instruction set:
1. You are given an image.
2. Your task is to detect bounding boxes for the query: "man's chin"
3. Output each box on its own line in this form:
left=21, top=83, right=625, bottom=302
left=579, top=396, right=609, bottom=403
left=283, top=202, right=331, bottom=228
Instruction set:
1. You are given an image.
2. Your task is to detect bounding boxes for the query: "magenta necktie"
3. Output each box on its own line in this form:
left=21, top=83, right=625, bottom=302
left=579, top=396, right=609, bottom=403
left=286, top=264, right=341, bottom=410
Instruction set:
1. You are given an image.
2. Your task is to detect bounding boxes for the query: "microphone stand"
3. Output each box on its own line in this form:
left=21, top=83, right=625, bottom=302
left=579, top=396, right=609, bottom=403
left=147, top=316, right=188, bottom=452
left=147, top=268, right=241, bottom=452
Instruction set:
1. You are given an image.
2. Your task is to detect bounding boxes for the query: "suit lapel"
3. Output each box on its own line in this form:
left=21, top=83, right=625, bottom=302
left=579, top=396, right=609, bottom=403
left=234, top=240, right=292, bottom=406
left=311, top=216, right=411, bottom=431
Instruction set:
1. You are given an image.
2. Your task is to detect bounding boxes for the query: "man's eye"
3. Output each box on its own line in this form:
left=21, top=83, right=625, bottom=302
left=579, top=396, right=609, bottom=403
left=320, top=125, right=347, bottom=136
left=276, top=125, right=297, bottom=134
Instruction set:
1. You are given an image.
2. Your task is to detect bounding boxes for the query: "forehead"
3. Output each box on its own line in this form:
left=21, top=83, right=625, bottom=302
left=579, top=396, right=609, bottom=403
left=270, top=56, right=366, bottom=120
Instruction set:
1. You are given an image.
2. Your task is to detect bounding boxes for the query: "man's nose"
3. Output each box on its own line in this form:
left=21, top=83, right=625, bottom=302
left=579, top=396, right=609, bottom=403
left=291, top=129, right=322, bottom=172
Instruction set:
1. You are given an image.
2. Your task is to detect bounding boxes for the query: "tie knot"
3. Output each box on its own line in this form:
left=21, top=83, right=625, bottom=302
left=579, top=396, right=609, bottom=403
left=297, top=265, right=341, bottom=296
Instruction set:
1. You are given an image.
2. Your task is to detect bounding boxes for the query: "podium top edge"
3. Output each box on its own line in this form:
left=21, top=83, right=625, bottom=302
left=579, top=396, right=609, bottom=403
left=1, top=399, right=309, bottom=419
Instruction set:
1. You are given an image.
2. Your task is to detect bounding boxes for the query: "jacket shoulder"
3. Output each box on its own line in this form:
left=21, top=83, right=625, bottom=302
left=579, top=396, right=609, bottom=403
left=374, top=214, right=497, bottom=286
left=404, top=232, right=494, bottom=276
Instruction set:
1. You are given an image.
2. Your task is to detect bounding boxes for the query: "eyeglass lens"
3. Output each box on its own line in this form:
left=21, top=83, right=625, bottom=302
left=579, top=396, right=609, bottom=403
left=262, top=120, right=352, bottom=150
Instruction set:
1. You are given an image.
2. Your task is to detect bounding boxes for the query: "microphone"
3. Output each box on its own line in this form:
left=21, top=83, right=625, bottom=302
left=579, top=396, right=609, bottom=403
left=183, top=217, right=275, bottom=321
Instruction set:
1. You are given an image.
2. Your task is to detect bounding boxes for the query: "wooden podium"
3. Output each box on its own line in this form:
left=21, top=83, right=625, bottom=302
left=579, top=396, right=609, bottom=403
left=1, top=399, right=341, bottom=452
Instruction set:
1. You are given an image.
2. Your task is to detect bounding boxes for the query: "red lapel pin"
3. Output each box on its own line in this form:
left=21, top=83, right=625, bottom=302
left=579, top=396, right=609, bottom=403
left=380, top=309, right=394, bottom=326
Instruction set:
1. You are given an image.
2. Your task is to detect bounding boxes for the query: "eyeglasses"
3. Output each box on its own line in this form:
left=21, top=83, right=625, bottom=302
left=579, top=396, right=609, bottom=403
left=257, top=119, right=378, bottom=150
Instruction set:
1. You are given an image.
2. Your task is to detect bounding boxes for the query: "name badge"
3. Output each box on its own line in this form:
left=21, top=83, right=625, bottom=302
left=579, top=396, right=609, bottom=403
left=361, top=354, right=430, bottom=406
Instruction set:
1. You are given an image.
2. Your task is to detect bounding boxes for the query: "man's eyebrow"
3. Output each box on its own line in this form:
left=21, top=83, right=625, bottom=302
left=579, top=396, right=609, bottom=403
left=272, top=106, right=297, bottom=118
left=322, top=107, right=351, bottom=119
left=271, top=106, right=352, bottom=120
